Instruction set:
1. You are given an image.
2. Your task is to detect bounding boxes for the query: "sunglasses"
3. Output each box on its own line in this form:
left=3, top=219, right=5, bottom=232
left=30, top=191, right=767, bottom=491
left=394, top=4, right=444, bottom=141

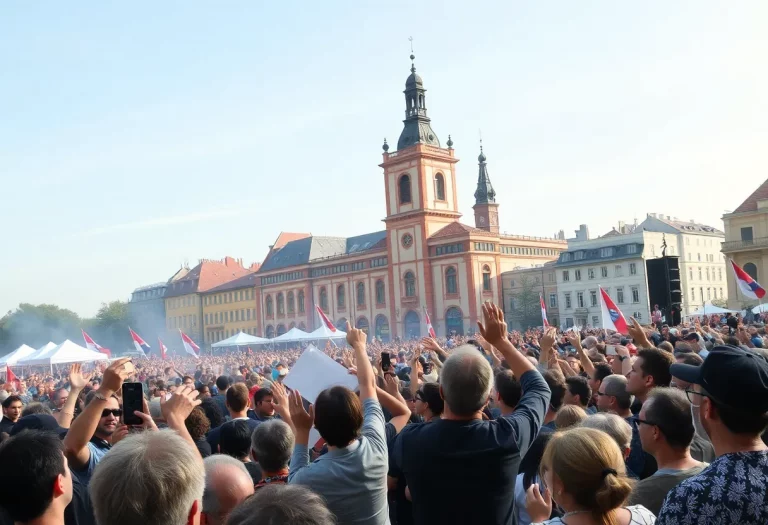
left=101, top=409, right=123, bottom=418
left=634, top=417, right=657, bottom=427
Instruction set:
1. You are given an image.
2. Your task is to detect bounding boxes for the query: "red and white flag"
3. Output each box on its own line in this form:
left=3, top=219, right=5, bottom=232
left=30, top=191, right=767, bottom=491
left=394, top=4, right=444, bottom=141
left=129, top=328, right=150, bottom=357
left=423, top=307, right=437, bottom=338
left=315, top=304, right=337, bottom=332
left=158, top=337, right=168, bottom=360
left=82, top=329, right=111, bottom=358
left=540, top=294, right=549, bottom=328
left=730, top=259, right=767, bottom=300
left=599, top=286, right=629, bottom=335
left=179, top=330, right=200, bottom=358
left=5, top=366, right=19, bottom=389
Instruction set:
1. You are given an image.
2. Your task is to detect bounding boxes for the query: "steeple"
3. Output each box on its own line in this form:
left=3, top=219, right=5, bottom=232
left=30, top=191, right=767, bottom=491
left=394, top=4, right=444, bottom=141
left=396, top=50, right=440, bottom=150
left=473, top=142, right=499, bottom=233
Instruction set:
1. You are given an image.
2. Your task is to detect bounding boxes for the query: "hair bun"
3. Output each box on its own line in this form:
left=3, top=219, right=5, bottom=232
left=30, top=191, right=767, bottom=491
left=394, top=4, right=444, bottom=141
left=601, top=468, right=617, bottom=479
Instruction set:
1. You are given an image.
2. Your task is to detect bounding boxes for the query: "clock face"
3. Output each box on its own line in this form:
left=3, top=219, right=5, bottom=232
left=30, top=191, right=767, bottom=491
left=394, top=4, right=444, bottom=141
left=478, top=216, right=486, bottom=225
left=402, top=233, right=414, bottom=248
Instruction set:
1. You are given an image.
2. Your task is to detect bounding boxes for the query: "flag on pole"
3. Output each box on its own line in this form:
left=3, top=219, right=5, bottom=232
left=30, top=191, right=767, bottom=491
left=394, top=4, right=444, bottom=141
left=730, top=259, right=766, bottom=300
left=315, top=304, right=337, bottom=332
left=5, top=366, right=19, bottom=389
left=599, top=286, right=629, bottom=335
left=540, top=294, right=549, bottom=328
left=158, top=337, right=168, bottom=360
left=129, top=328, right=150, bottom=357
left=179, top=330, right=200, bottom=358
left=82, top=329, right=111, bottom=358
left=423, top=307, right=437, bottom=338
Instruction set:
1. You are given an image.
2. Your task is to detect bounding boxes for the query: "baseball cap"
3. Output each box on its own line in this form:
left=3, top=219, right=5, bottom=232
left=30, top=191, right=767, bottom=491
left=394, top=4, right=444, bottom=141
left=10, top=414, right=68, bottom=438
left=670, top=344, right=768, bottom=414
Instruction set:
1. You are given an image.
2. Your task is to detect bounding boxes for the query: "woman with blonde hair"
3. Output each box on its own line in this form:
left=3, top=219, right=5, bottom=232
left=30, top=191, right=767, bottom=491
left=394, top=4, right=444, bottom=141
left=554, top=405, right=588, bottom=430
left=526, top=427, right=655, bottom=524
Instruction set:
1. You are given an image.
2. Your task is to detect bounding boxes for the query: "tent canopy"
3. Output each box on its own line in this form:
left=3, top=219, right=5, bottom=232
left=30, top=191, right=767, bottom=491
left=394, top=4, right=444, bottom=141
left=0, top=344, right=37, bottom=367
left=211, top=331, right=270, bottom=348
left=752, top=304, right=768, bottom=313
left=308, top=324, right=347, bottom=340
left=18, top=342, right=61, bottom=365
left=685, top=302, right=739, bottom=317
left=20, top=340, right=110, bottom=366
left=271, top=327, right=312, bottom=343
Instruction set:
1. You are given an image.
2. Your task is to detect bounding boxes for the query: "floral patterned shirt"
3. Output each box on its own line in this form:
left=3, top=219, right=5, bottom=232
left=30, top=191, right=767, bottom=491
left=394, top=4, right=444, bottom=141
left=656, top=450, right=768, bottom=525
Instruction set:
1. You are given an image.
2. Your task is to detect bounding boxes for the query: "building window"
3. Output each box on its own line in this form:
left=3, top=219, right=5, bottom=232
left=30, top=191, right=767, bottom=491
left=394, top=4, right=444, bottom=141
left=404, top=272, right=416, bottom=297
left=549, top=294, right=557, bottom=308
left=744, top=262, right=758, bottom=281
left=435, top=173, right=446, bottom=200
left=482, top=265, right=492, bottom=291
left=600, top=247, right=613, bottom=257
left=689, top=268, right=693, bottom=280
left=265, top=295, right=273, bottom=317
left=356, top=282, right=365, bottom=307
left=631, top=286, right=640, bottom=303
left=698, top=267, right=702, bottom=280
left=590, top=291, right=598, bottom=307
left=474, top=242, right=495, bottom=252
left=741, top=226, right=754, bottom=242
left=247, top=309, right=252, bottom=321
left=337, top=285, right=345, bottom=309
left=574, top=251, right=584, bottom=260
left=601, top=266, right=608, bottom=278
left=588, top=268, right=595, bottom=280
left=563, top=270, right=570, bottom=282
left=707, top=287, right=711, bottom=300
left=615, top=265, right=623, bottom=277
left=592, top=316, right=599, bottom=326
left=287, top=292, right=295, bottom=313
left=720, top=287, right=723, bottom=297
left=575, top=269, right=582, bottom=281
left=445, top=267, right=458, bottom=294
left=577, top=292, right=584, bottom=308
left=562, top=253, right=572, bottom=262
left=626, top=244, right=637, bottom=254
left=375, top=279, right=386, bottom=305
left=629, top=263, right=637, bottom=276
left=277, top=293, right=285, bottom=315
left=297, top=290, right=305, bottom=313
left=549, top=273, right=555, bottom=282
left=399, top=174, right=412, bottom=204
left=204, top=313, right=209, bottom=325
left=565, top=293, right=572, bottom=309
left=319, top=288, right=328, bottom=311
left=616, top=287, right=625, bottom=304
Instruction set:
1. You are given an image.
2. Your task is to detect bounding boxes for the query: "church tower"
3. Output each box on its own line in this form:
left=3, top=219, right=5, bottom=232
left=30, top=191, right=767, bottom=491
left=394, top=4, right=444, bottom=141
left=473, top=144, right=499, bottom=233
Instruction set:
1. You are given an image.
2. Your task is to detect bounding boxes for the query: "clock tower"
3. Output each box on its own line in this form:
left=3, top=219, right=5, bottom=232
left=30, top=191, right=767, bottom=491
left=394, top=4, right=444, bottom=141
left=473, top=145, right=499, bottom=234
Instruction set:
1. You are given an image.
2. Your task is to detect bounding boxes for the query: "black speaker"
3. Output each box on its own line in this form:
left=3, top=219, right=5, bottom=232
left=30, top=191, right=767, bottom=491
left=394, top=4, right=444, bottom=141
left=646, top=256, right=681, bottom=325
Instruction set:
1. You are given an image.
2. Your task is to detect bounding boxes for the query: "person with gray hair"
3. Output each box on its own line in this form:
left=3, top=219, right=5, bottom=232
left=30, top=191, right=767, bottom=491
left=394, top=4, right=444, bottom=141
left=250, top=419, right=294, bottom=489
left=391, top=302, right=551, bottom=524
left=225, top=484, right=335, bottom=525
left=596, top=374, right=634, bottom=420
left=90, top=429, right=204, bottom=525
left=202, top=455, right=254, bottom=525
left=580, top=413, right=633, bottom=464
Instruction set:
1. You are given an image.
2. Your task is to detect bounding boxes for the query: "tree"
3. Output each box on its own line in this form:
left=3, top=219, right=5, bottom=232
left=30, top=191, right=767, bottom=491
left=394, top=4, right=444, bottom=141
left=509, top=276, right=543, bottom=330
left=0, top=303, right=82, bottom=352
left=86, top=301, right=134, bottom=351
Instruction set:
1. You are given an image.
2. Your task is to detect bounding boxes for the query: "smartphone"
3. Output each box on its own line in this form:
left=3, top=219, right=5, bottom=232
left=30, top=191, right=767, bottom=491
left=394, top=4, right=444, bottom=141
left=381, top=352, right=391, bottom=372
left=122, top=382, right=144, bottom=426
left=606, top=345, right=617, bottom=356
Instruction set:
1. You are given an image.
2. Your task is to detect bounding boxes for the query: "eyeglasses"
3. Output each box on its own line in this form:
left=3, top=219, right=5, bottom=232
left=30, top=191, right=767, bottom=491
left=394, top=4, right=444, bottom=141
left=101, top=409, right=123, bottom=418
left=415, top=392, right=424, bottom=402
left=634, top=417, right=657, bottom=427
left=684, top=388, right=709, bottom=406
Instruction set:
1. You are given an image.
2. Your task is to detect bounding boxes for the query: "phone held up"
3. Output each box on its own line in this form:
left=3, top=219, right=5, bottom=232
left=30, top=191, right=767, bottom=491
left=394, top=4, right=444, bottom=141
left=381, top=352, right=391, bottom=372
left=122, top=382, right=144, bottom=426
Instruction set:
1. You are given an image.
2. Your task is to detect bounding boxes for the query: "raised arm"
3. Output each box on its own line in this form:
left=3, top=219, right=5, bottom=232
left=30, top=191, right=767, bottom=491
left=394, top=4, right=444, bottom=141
left=346, top=322, right=376, bottom=400
left=628, top=317, right=653, bottom=348
left=380, top=375, right=410, bottom=434
left=160, top=385, right=202, bottom=453
left=477, top=302, right=536, bottom=379
left=567, top=332, right=596, bottom=378
left=54, top=363, right=92, bottom=429
left=63, top=358, right=132, bottom=469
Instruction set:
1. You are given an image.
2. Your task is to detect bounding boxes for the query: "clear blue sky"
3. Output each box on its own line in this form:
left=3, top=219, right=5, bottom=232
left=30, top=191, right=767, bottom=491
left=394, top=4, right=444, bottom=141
left=2, top=1, right=767, bottom=317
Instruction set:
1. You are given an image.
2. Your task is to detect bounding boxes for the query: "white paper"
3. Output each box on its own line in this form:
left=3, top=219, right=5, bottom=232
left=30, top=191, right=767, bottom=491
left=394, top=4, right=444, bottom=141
left=284, top=345, right=359, bottom=403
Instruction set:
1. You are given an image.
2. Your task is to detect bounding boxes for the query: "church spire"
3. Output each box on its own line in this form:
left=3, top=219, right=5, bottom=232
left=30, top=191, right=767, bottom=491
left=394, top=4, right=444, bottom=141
left=396, top=45, right=440, bottom=150
left=473, top=142, right=499, bottom=233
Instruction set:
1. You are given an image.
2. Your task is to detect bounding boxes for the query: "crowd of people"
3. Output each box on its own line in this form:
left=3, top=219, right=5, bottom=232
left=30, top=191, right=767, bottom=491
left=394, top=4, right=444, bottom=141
left=0, top=303, right=767, bottom=525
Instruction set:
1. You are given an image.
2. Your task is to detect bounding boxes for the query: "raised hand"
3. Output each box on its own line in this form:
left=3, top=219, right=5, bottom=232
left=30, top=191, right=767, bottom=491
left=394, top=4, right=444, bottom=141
left=383, top=373, right=400, bottom=396
left=540, top=328, right=557, bottom=353
left=288, top=390, right=314, bottom=433
left=100, top=358, right=133, bottom=394
left=160, top=385, right=201, bottom=424
left=346, top=322, right=367, bottom=350
left=525, top=483, right=553, bottom=524
left=566, top=331, right=582, bottom=351
left=627, top=317, right=651, bottom=347
left=69, top=363, right=93, bottom=391
left=477, top=302, right=508, bottom=347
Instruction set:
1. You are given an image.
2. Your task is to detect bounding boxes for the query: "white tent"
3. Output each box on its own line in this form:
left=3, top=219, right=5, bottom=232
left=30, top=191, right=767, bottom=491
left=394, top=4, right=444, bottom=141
left=307, top=324, right=347, bottom=340
left=0, top=344, right=37, bottom=366
left=271, top=327, right=312, bottom=343
left=211, top=331, right=270, bottom=348
left=685, top=302, right=739, bottom=317
left=752, top=304, right=768, bottom=313
left=18, top=342, right=61, bottom=365
left=37, top=342, right=57, bottom=354
left=20, top=340, right=110, bottom=366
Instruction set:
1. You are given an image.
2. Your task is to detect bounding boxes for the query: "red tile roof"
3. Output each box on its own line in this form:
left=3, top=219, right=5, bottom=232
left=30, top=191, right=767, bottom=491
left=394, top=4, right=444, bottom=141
left=733, top=178, right=768, bottom=214
left=429, top=222, right=496, bottom=239
left=165, top=257, right=253, bottom=297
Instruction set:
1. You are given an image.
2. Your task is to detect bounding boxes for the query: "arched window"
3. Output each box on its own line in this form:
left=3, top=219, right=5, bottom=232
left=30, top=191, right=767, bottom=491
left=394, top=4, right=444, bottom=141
left=435, top=173, right=446, bottom=201
left=266, top=325, right=275, bottom=338
left=356, top=317, right=369, bottom=338
left=404, top=310, right=420, bottom=339
left=289, top=322, right=296, bottom=329
left=298, top=290, right=305, bottom=313
left=445, top=307, right=464, bottom=336
left=337, top=284, right=346, bottom=309
left=375, top=315, right=390, bottom=342
left=298, top=321, right=307, bottom=330
left=404, top=272, right=416, bottom=297
left=445, top=266, right=457, bottom=294
left=356, top=282, right=365, bottom=306
left=375, top=279, right=386, bottom=305
left=277, top=293, right=285, bottom=315
left=265, top=295, right=274, bottom=316
left=399, top=174, right=412, bottom=204
left=482, top=265, right=492, bottom=291
left=287, top=291, right=295, bottom=314
left=336, top=318, right=347, bottom=330
left=744, top=262, right=758, bottom=282
left=319, top=287, right=328, bottom=311
left=276, top=324, right=286, bottom=336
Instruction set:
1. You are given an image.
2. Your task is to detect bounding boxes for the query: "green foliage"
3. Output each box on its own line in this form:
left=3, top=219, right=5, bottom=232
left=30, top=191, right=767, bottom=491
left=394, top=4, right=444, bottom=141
left=509, top=276, right=544, bottom=329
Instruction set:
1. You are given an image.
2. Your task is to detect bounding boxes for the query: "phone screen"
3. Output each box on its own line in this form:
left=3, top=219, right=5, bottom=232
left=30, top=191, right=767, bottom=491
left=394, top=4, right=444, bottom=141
left=381, top=352, right=391, bottom=372
left=122, top=382, right=144, bottom=426
left=606, top=345, right=617, bottom=356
